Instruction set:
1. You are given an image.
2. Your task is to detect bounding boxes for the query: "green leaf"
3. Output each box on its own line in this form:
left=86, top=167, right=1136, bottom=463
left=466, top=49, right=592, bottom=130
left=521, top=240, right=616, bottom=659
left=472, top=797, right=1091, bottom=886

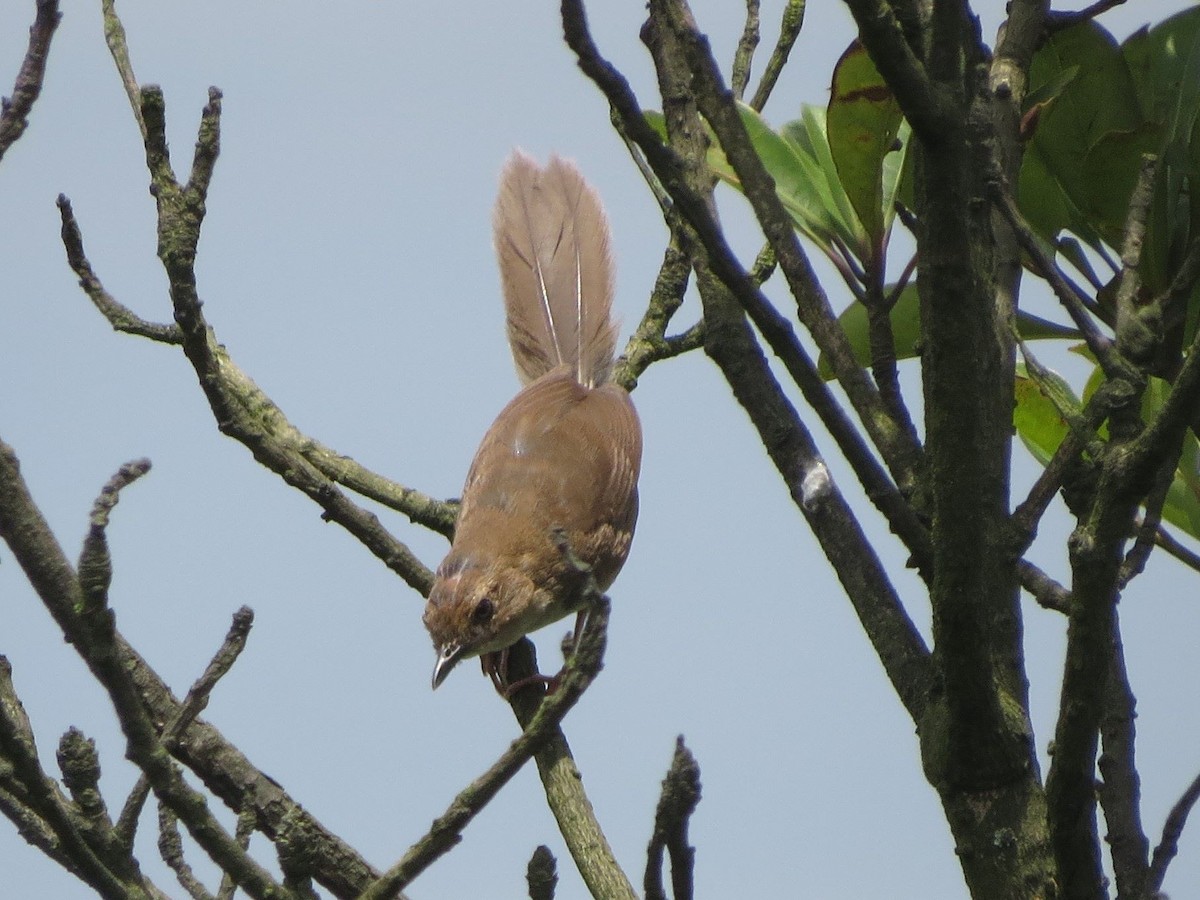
left=1073, top=368, right=1200, bottom=542
left=1122, top=6, right=1200, bottom=130
left=1023, top=64, right=1080, bottom=116
left=1123, top=8, right=1200, bottom=292
left=1013, top=362, right=1081, bottom=466
left=1165, top=425, right=1200, bottom=540
left=827, top=42, right=904, bottom=252
left=1140, top=376, right=1200, bottom=540
left=1079, top=123, right=1164, bottom=250
left=1021, top=21, right=1146, bottom=248
left=880, top=120, right=910, bottom=240
left=816, top=285, right=1080, bottom=378
left=780, top=106, right=867, bottom=254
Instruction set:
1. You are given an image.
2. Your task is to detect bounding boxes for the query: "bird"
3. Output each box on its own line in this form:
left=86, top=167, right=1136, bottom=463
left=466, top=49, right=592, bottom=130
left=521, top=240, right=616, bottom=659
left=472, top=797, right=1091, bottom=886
left=423, top=152, right=642, bottom=691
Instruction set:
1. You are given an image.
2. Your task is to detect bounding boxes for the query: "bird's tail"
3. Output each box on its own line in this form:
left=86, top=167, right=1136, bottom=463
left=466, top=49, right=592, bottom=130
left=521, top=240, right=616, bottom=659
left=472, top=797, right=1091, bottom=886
left=493, top=151, right=617, bottom=388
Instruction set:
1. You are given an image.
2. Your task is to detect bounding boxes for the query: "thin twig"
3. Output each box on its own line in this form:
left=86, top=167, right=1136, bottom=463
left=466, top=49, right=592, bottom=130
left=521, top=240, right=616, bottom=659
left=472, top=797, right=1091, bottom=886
left=0, top=0, right=61, bottom=162
left=1118, top=454, right=1175, bottom=588
left=1147, top=769, right=1200, bottom=894
left=357, top=595, right=618, bottom=899
left=748, top=0, right=806, bottom=112
left=1152, top=525, right=1200, bottom=576
left=158, top=804, right=215, bottom=900
left=116, top=607, right=255, bottom=846
left=1097, top=617, right=1150, bottom=899
left=0, top=656, right=129, bottom=898
left=729, top=0, right=759, bottom=100
left=0, top=437, right=386, bottom=898
left=68, top=462, right=290, bottom=900
left=216, top=804, right=258, bottom=900
left=1011, top=338, right=1107, bottom=543
left=1112, top=155, right=1159, bottom=373
left=616, top=244, right=697, bottom=390
left=1047, top=0, right=1128, bottom=32
left=57, top=196, right=183, bottom=343
left=992, top=182, right=1124, bottom=379
left=100, top=0, right=148, bottom=148
left=644, top=737, right=701, bottom=900
left=1017, top=560, right=1070, bottom=614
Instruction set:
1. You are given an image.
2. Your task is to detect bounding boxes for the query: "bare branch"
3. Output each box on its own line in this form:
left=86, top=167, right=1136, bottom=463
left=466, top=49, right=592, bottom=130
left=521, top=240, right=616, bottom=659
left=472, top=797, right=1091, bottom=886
left=1097, top=618, right=1150, bottom=899
left=358, top=595, right=624, bottom=899
left=616, top=245, right=702, bottom=389
left=61, top=17, right=448, bottom=580
left=158, top=804, right=214, bottom=900
left=1148, top=769, right=1200, bottom=895
left=57, top=195, right=183, bottom=344
left=117, top=607, right=255, bottom=847
left=70, top=462, right=291, bottom=900
left=748, top=0, right=806, bottom=112
left=216, top=805, right=258, bottom=900
left=644, top=737, right=701, bottom=900
left=1047, top=0, right=1128, bottom=33
left=992, top=182, right=1124, bottom=379
left=100, top=0, right=147, bottom=142
left=729, top=0, right=759, bottom=100
left=0, top=0, right=61, bottom=163
left=1152, top=525, right=1200, bottom=576
left=0, top=374, right=392, bottom=899
left=0, top=656, right=130, bottom=899
left=526, top=845, right=558, bottom=900
left=1017, top=560, right=1070, bottom=614
left=1118, top=454, right=1175, bottom=588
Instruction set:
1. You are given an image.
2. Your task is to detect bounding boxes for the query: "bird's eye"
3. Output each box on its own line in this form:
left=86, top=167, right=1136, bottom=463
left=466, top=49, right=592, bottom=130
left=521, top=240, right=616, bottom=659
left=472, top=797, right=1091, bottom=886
left=472, top=597, right=495, bottom=625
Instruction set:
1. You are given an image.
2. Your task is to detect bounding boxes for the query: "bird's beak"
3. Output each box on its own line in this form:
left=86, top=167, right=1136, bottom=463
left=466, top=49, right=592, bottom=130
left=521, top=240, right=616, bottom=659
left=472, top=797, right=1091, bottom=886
left=432, top=643, right=465, bottom=690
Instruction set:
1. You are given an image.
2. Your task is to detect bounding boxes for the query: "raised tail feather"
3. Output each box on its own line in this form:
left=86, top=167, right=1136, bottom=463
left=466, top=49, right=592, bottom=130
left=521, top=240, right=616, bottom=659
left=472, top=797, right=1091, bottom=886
left=493, top=152, right=618, bottom=388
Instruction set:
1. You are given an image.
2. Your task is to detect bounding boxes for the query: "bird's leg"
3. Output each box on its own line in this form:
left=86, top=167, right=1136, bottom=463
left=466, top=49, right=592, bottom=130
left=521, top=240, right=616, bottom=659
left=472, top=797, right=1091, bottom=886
left=481, top=649, right=509, bottom=694
left=487, top=641, right=553, bottom=698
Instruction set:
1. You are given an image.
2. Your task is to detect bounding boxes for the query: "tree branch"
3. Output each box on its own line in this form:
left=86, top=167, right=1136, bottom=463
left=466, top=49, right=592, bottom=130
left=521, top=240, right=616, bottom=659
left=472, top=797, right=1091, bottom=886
left=1147, top=769, right=1200, bottom=895
left=116, top=607, right=255, bottom=847
left=1047, top=154, right=1170, bottom=900
left=839, top=0, right=949, bottom=140
left=729, top=0, right=759, bottom=101
left=651, top=0, right=927, bottom=494
left=358, top=596, right=626, bottom=899
left=57, top=80, right=444, bottom=587
left=0, top=657, right=132, bottom=899
left=615, top=0, right=933, bottom=720
left=615, top=244, right=702, bottom=391
left=565, top=0, right=936, bottom=605
left=0, top=0, right=61, bottom=163
left=1096, top=617, right=1150, bottom=899
left=526, top=845, right=558, bottom=900
left=748, top=0, right=805, bottom=113
left=0, top=437, right=392, bottom=899
left=644, top=737, right=700, bottom=900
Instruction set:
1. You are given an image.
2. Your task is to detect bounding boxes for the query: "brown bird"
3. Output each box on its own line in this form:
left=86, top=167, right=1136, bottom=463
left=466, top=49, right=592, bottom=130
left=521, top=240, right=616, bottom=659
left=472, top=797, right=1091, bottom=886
left=423, top=152, right=642, bottom=690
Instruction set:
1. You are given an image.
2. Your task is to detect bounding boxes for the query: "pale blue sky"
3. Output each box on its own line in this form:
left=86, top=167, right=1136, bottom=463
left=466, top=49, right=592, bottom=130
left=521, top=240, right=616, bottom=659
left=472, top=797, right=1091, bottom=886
left=2, top=2, right=1197, bottom=898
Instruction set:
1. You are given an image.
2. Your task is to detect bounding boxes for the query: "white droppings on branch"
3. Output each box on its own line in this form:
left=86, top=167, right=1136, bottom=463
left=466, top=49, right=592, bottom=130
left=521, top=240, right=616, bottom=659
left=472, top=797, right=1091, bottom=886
left=799, top=460, right=831, bottom=511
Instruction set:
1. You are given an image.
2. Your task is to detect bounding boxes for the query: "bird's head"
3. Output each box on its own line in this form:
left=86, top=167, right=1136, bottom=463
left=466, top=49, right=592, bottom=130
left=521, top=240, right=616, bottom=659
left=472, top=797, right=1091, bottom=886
left=423, top=557, right=537, bottom=689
